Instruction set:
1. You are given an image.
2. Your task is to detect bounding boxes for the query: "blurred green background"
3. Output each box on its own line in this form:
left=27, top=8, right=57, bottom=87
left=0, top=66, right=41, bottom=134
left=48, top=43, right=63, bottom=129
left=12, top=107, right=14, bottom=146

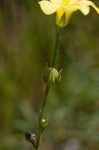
left=0, top=0, right=99, bottom=150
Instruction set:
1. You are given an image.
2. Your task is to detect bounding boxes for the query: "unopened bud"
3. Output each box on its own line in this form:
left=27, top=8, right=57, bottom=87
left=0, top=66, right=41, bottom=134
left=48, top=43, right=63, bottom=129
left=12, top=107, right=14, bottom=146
left=40, top=118, right=48, bottom=132
left=43, top=66, right=62, bottom=84
left=49, top=68, right=62, bottom=84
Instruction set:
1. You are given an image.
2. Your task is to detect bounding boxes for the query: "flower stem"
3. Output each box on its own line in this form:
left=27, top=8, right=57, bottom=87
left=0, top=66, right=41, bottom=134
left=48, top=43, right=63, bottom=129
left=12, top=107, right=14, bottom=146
left=36, top=26, right=61, bottom=150
left=51, top=27, right=61, bottom=67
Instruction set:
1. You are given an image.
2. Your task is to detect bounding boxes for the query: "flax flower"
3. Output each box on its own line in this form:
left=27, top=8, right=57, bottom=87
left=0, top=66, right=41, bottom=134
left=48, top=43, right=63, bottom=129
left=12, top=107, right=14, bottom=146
left=39, top=0, right=99, bottom=27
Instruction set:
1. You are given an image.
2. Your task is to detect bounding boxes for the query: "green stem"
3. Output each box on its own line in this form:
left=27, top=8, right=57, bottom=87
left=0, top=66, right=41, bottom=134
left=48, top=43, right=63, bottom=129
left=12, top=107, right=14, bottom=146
left=36, top=26, right=61, bottom=150
left=51, top=27, right=61, bottom=67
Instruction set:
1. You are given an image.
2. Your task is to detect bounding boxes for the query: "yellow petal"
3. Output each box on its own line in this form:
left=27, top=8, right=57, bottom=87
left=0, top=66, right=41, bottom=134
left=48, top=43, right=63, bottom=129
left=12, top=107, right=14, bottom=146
left=78, top=5, right=90, bottom=15
left=63, top=0, right=70, bottom=5
left=64, top=0, right=99, bottom=16
left=70, top=0, right=78, bottom=4
left=78, top=0, right=99, bottom=14
left=83, top=1, right=99, bottom=14
left=50, top=0, right=62, bottom=5
left=39, top=0, right=59, bottom=15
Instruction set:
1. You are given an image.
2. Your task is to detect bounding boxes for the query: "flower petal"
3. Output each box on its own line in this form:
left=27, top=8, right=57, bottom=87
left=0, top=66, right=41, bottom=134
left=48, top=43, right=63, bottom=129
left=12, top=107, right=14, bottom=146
left=78, top=5, right=90, bottom=15
left=81, top=1, right=99, bottom=14
left=39, top=0, right=59, bottom=15
left=77, top=0, right=99, bottom=15
left=50, top=0, right=62, bottom=5
left=70, top=0, right=78, bottom=4
left=64, top=0, right=99, bottom=15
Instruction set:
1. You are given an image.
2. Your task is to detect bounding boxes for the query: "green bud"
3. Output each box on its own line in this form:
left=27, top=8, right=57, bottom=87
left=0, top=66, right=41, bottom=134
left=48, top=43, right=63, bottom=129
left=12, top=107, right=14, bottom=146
left=40, top=118, right=48, bottom=132
left=49, top=68, right=62, bottom=84
left=49, top=68, right=59, bottom=83
left=43, top=66, right=62, bottom=84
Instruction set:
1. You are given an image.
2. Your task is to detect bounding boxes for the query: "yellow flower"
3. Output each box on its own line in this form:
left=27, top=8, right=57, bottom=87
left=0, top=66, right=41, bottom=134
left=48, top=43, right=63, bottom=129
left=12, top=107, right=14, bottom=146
left=39, top=0, right=99, bottom=27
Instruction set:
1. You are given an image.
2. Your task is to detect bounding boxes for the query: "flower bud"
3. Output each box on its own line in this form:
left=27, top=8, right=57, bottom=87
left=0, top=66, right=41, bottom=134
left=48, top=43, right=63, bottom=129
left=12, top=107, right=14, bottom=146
left=40, top=118, right=48, bottom=132
left=43, top=66, right=62, bottom=84
left=49, top=68, right=61, bottom=84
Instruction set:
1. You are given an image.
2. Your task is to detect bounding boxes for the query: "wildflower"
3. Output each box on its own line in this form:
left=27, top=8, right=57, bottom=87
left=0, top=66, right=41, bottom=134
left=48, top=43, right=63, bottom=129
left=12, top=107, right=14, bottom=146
left=39, top=0, right=99, bottom=27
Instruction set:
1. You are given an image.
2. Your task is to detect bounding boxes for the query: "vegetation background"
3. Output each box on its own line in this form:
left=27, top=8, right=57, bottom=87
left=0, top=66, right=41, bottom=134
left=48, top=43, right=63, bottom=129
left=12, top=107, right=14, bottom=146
left=0, top=0, right=99, bottom=150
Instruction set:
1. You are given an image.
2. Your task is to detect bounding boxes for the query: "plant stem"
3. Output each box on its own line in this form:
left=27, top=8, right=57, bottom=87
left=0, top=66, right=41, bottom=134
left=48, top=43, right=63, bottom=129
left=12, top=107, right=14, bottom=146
left=51, top=27, right=61, bottom=67
left=36, top=26, right=61, bottom=150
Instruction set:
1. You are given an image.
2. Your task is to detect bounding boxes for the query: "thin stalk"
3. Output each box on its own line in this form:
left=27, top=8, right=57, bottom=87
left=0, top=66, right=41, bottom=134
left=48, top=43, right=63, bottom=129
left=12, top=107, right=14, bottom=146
left=51, top=27, right=61, bottom=67
left=36, top=26, right=61, bottom=150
